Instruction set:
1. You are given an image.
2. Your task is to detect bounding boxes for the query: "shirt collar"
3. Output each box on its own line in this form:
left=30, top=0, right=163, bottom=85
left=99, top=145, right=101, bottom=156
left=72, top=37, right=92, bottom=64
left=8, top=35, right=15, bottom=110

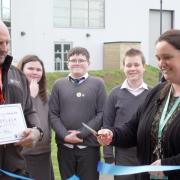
left=121, top=79, right=148, bottom=91
left=68, top=73, right=88, bottom=80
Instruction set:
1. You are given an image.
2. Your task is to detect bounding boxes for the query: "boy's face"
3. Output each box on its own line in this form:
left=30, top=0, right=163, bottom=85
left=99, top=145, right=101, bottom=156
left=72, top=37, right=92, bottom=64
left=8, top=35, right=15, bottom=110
left=123, top=55, right=145, bottom=82
left=68, top=54, right=90, bottom=78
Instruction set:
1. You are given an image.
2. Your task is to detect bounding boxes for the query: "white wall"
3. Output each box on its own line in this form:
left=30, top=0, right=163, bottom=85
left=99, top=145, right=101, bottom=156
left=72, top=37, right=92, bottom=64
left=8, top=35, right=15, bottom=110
left=11, top=0, right=53, bottom=71
left=52, top=28, right=106, bottom=71
left=11, top=0, right=180, bottom=72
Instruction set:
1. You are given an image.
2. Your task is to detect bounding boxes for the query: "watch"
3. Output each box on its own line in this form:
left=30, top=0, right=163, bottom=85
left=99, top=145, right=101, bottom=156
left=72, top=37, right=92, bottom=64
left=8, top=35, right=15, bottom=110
left=33, top=127, right=44, bottom=141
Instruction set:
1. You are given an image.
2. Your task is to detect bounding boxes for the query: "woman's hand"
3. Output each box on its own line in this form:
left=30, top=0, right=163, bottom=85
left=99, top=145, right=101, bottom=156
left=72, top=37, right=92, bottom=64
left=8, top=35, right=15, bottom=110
left=30, top=79, right=39, bottom=98
left=97, top=129, right=113, bottom=146
left=149, top=159, right=165, bottom=178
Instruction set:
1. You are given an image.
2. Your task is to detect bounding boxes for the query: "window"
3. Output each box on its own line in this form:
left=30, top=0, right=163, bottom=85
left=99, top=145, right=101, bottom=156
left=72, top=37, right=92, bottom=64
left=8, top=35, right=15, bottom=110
left=0, top=0, right=10, bottom=21
left=54, top=43, right=72, bottom=71
left=0, top=0, right=11, bottom=54
left=53, top=0, right=105, bottom=28
left=149, top=9, right=173, bottom=67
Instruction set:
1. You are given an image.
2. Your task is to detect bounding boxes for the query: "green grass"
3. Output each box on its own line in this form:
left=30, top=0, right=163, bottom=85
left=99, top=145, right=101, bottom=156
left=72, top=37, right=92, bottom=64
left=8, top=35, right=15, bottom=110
left=47, top=65, right=159, bottom=92
left=51, top=133, right=59, bottom=179
left=48, top=66, right=160, bottom=180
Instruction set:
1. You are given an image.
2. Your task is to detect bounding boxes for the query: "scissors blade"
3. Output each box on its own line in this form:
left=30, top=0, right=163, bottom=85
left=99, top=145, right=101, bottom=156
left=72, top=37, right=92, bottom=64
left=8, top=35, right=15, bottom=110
left=82, top=122, right=98, bottom=136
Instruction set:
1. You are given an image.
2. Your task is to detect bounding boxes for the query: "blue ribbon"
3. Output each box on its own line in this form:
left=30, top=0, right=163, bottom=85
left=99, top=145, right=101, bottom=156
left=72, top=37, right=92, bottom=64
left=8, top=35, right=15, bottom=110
left=67, top=175, right=80, bottom=180
left=65, top=161, right=180, bottom=179
left=0, top=169, right=33, bottom=180
left=97, top=161, right=180, bottom=175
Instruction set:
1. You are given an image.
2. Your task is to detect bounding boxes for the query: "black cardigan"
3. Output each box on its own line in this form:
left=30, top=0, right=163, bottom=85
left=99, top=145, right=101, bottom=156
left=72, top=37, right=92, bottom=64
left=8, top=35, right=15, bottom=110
left=110, top=82, right=180, bottom=180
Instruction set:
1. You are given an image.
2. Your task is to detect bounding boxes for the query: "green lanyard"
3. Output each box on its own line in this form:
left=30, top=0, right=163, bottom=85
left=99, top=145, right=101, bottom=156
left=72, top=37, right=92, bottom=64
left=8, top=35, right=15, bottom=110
left=158, top=86, right=180, bottom=139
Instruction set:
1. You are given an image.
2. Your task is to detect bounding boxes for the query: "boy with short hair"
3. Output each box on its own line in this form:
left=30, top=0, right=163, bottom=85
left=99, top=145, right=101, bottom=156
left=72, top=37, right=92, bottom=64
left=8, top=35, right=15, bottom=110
left=49, top=47, right=107, bottom=180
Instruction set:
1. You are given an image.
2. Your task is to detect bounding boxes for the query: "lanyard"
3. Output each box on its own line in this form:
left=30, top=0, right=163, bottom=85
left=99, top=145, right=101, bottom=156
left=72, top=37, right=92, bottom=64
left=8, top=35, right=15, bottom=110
left=153, top=86, right=180, bottom=180
left=158, top=86, right=180, bottom=139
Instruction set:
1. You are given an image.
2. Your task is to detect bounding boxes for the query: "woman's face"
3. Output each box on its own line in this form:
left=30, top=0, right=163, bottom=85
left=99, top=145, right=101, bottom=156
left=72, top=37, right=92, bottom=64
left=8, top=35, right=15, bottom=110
left=155, top=41, right=180, bottom=84
left=23, top=61, right=43, bottom=83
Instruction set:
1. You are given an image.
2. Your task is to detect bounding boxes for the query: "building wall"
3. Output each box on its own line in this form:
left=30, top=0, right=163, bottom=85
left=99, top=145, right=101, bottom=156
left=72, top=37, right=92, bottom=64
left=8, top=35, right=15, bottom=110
left=11, top=0, right=180, bottom=72
left=11, top=0, right=53, bottom=70
left=103, top=42, right=141, bottom=70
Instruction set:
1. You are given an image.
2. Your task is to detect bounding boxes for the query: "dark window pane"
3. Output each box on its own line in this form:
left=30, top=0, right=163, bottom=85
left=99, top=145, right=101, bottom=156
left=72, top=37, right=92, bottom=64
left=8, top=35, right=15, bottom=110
left=55, top=44, right=61, bottom=53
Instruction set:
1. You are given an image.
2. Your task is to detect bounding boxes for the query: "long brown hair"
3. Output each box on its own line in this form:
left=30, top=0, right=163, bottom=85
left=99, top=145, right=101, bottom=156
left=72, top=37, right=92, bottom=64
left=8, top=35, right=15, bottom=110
left=17, top=55, right=48, bottom=103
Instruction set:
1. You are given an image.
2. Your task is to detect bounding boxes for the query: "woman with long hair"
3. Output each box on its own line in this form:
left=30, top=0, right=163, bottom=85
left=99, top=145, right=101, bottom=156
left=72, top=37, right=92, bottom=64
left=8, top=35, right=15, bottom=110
left=17, top=55, right=54, bottom=180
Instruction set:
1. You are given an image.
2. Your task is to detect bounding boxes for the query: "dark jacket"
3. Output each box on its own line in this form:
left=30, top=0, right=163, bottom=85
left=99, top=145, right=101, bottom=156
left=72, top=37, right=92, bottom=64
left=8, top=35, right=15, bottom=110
left=0, top=55, right=40, bottom=172
left=111, top=82, right=180, bottom=180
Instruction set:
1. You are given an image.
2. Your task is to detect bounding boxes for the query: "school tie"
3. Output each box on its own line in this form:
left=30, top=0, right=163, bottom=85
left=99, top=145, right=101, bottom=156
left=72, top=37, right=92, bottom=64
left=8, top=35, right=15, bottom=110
left=69, top=76, right=85, bottom=85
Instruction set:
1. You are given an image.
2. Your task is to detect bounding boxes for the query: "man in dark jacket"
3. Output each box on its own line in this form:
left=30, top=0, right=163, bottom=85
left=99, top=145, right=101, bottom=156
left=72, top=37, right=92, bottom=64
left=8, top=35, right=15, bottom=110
left=0, top=20, right=43, bottom=179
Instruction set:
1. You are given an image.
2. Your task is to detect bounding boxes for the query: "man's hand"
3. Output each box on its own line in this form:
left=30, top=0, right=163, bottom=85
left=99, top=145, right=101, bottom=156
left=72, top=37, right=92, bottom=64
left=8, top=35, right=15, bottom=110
left=97, top=129, right=113, bottom=146
left=64, top=130, right=83, bottom=144
left=15, top=128, right=40, bottom=147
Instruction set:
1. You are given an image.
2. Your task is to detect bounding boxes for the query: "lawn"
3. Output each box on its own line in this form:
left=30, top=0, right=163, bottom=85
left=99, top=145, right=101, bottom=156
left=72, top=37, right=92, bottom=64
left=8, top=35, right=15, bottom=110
left=48, top=66, right=160, bottom=180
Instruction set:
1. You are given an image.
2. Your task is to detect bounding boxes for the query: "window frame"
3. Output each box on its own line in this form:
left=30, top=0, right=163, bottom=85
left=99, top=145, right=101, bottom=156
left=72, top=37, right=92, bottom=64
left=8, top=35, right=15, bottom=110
left=0, top=0, right=11, bottom=55
left=53, top=0, right=105, bottom=28
left=54, top=42, right=72, bottom=71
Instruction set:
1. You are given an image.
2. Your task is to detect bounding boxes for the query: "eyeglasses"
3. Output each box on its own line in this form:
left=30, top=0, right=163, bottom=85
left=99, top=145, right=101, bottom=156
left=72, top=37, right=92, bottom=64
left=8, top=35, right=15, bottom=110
left=68, top=59, right=88, bottom=64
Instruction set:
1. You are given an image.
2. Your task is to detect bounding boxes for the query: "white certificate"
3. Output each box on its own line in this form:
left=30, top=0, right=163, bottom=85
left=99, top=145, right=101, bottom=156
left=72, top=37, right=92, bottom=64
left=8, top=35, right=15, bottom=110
left=0, top=103, right=27, bottom=145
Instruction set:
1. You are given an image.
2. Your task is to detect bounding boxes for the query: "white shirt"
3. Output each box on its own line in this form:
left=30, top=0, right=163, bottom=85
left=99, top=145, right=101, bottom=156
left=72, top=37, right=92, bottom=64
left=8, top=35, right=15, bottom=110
left=121, top=79, right=148, bottom=96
